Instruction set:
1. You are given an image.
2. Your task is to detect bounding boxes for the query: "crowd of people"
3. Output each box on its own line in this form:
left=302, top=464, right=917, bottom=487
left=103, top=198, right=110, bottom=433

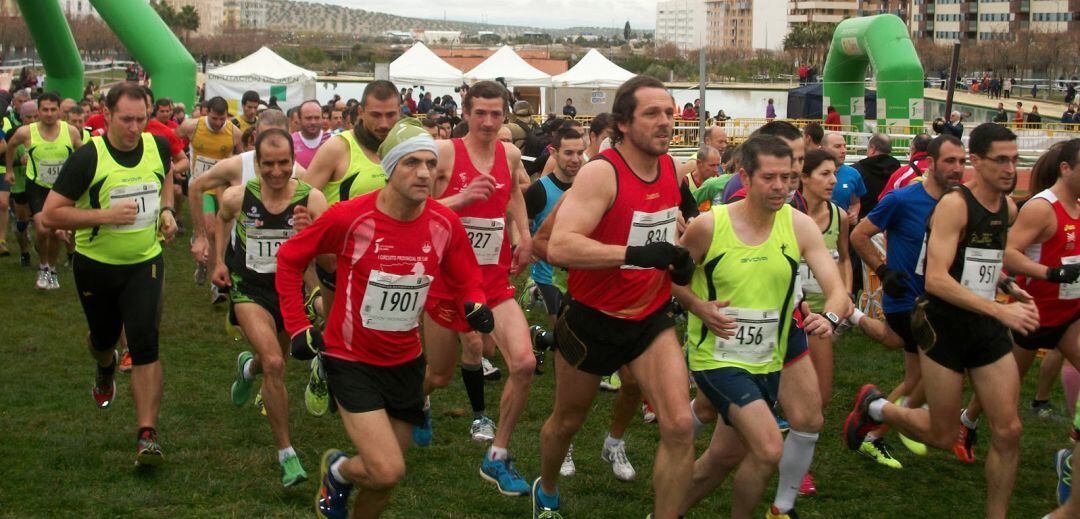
left=4, top=69, right=1080, bottom=519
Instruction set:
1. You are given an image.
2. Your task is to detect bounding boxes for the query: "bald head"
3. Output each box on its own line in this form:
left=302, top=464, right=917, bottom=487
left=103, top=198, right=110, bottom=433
left=704, top=126, right=728, bottom=153
left=19, top=101, right=38, bottom=121
left=822, top=133, right=847, bottom=164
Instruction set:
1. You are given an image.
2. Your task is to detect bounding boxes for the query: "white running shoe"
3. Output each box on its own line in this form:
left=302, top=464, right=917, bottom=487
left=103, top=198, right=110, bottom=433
left=35, top=268, right=49, bottom=290
left=210, top=284, right=227, bottom=304
left=642, top=402, right=657, bottom=423
left=560, top=444, right=576, bottom=477
left=482, top=357, right=501, bottom=381
left=470, top=415, right=496, bottom=442
left=193, top=264, right=207, bottom=285
left=48, top=270, right=60, bottom=290
left=601, top=441, right=636, bottom=482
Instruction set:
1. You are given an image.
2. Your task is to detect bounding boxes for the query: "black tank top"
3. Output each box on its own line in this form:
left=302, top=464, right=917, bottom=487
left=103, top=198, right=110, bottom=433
left=227, top=179, right=310, bottom=290
left=926, top=184, right=1008, bottom=314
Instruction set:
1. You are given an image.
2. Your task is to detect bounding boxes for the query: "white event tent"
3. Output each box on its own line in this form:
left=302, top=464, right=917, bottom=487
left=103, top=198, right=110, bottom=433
left=205, top=47, right=317, bottom=112
left=551, top=49, right=634, bottom=88
left=464, top=45, right=552, bottom=87
left=389, top=42, right=464, bottom=87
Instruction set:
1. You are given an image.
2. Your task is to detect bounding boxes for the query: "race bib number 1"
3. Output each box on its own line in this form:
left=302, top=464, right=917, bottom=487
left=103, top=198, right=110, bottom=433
left=1060, top=255, right=1080, bottom=300
left=245, top=228, right=293, bottom=273
left=960, top=247, right=1003, bottom=301
left=713, top=308, right=780, bottom=366
left=360, top=270, right=432, bottom=332
left=623, top=207, right=677, bottom=270
left=798, top=249, right=840, bottom=294
left=460, top=217, right=504, bottom=266
left=109, top=182, right=160, bottom=231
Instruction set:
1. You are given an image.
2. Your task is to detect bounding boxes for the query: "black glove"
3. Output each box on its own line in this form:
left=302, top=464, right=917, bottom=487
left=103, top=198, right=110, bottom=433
left=290, top=327, right=324, bottom=361
left=1047, top=264, right=1080, bottom=284
left=464, top=302, right=495, bottom=333
left=625, top=242, right=681, bottom=269
left=670, top=246, right=696, bottom=286
left=876, top=264, right=910, bottom=299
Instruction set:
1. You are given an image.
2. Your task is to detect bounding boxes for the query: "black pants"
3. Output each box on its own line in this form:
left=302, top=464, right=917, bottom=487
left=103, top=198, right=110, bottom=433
left=73, top=253, right=164, bottom=365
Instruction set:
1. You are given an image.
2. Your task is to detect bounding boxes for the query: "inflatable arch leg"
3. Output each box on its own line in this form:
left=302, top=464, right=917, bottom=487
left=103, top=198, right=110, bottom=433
left=16, top=0, right=84, bottom=100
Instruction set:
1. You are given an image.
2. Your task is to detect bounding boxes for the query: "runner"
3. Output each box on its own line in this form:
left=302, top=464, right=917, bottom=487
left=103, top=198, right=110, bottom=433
left=4, top=91, right=83, bottom=290
left=684, top=145, right=725, bottom=210
left=292, top=100, right=331, bottom=169
left=878, top=133, right=932, bottom=201
left=214, top=128, right=327, bottom=486
left=231, top=90, right=260, bottom=135
left=419, top=80, right=536, bottom=497
left=533, top=75, right=695, bottom=518
left=674, top=135, right=847, bottom=519
left=850, top=134, right=966, bottom=463
left=175, top=96, right=240, bottom=300
left=844, top=123, right=1036, bottom=519
left=6, top=100, right=37, bottom=267
left=40, top=82, right=177, bottom=466
left=677, top=125, right=727, bottom=178
left=274, top=118, right=492, bottom=518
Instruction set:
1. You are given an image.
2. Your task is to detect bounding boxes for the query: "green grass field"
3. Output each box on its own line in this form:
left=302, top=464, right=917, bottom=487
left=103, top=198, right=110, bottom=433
left=0, top=230, right=1072, bottom=518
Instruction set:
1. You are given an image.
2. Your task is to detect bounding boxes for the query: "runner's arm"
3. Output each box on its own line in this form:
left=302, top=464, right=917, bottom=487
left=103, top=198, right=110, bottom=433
left=302, top=136, right=344, bottom=191
left=174, top=118, right=196, bottom=140
left=214, top=185, right=242, bottom=266
left=188, top=156, right=241, bottom=239
left=4, top=126, right=25, bottom=176
left=506, top=145, right=532, bottom=274
left=837, top=211, right=853, bottom=292
left=276, top=203, right=346, bottom=336
left=69, top=124, right=83, bottom=150
left=670, top=211, right=736, bottom=338
left=794, top=210, right=850, bottom=319
left=42, top=144, right=133, bottom=230
left=850, top=217, right=886, bottom=272
left=923, top=191, right=999, bottom=316
left=547, top=160, right=624, bottom=269
left=532, top=198, right=563, bottom=263
left=1004, top=198, right=1057, bottom=279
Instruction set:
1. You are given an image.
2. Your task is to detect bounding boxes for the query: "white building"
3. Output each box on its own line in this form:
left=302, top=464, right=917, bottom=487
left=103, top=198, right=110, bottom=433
left=414, top=30, right=462, bottom=45
left=656, top=0, right=708, bottom=51
left=224, top=0, right=269, bottom=30
left=61, top=0, right=99, bottom=18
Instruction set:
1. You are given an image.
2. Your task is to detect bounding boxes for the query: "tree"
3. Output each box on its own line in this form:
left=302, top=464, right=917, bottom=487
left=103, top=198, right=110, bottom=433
left=151, top=0, right=177, bottom=27
left=624, top=21, right=631, bottom=42
left=177, top=5, right=200, bottom=39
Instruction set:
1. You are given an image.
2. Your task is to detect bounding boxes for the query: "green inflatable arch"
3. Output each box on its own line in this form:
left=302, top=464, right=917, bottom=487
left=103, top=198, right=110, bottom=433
left=16, top=0, right=196, bottom=109
left=822, top=14, right=924, bottom=133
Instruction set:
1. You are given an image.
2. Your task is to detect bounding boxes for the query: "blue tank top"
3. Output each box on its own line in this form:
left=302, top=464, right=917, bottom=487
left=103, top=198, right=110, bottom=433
left=530, top=175, right=567, bottom=285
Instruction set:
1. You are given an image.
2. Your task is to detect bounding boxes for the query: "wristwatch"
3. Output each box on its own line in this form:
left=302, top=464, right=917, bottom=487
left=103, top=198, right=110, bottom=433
left=820, top=311, right=841, bottom=330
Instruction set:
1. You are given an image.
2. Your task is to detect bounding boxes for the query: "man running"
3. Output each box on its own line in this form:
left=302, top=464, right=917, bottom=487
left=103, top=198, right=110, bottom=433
left=5, top=91, right=83, bottom=290
left=844, top=123, right=1036, bottom=519
left=534, top=75, right=695, bottom=518
left=6, top=100, right=37, bottom=267
left=850, top=134, right=966, bottom=463
left=420, top=80, right=536, bottom=497
left=232, top=90, right=260, bottom=135
left=214, top=128, right=327, bottom=486
left=292, top=100, right=331, bottom=169
left=41, top=82, right=177, bottom=466
left=674, top=135, right=846, bottom=519
left=275, top=118, right=492, bottom=518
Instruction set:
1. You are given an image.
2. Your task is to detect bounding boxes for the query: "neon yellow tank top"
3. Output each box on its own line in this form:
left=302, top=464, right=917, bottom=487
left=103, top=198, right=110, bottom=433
left=687, top=204, right=801, bottom=374
left=799, top=201, right=842, bottom=311
left=27, top=121, right=73, bottom=188
left=330, top=130, right=386, bottom=205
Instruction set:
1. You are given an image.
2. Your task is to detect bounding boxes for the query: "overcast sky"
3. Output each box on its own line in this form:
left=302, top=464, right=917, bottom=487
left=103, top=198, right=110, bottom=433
left=304, top=0, right=657, bottom=30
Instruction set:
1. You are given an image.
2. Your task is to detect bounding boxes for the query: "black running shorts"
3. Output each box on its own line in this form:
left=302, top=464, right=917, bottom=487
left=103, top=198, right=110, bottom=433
left=1015, top=320, right=1077, bottom=351
left=912, top=297, right=1013, bottom=373
left=73, top=252, right=164, bottom=366
left=322, top=354, right=426, bottom=426
left=554, top=298, right=675, bottom=376
left=885, top=311, right=918, bottom=354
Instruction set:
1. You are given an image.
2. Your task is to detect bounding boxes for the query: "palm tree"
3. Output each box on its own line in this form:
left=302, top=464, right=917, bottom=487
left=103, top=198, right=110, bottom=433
left=177, top=5, right=199, bottom=39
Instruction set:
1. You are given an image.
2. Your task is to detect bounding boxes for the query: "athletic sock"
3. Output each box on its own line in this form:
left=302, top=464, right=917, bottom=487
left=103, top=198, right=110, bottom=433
left=690, top=399, right=705, bottom=437
left=460, top=363, right=485, bottom=417
left=537, top=481, right=559, bottom=508
left=278, top=446, right=296, bottom=464
left=329, top=457, right=349, bottom=485
left=137, top=426, right=156, bottom=439
left=98, top=355, right=117, bottom=375
left=773, top=430, right=819, bottom=513
left=603, top=434, right=623, bottom=451
left=868, top=398, right=887, bottom=422
left=864, top=429, right=882, bottom=442
left=1031, top=399, right=1050, bottom=408
left=242, top=358, right=255, bottom=381
left=487, top=445, right=508, bottom=461
left=960, top=408, right=979, bottom=429
left=848, top=307, right=865, bottom=326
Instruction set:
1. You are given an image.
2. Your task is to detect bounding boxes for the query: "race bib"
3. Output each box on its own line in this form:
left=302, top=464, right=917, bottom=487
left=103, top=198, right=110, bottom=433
left=1060, top=255, right=1080, bottom=300
left=192, top=156, right=218, bottom=179
left=109, top=182, right=160, bottom=231
left=713, top=308, right=780, bottom=366
left=914, top=234, right=928, bottom=276
left=245, top=228, right=293, bottom=274
left=799, top=249, right=840, bottom=294
left=38, top=159, right=64, bottom=185
left=360, top=270, right=432, bottom=332
left=960, top=247, right=1003, bottom=301
left=460, top=217, right=504, bottom=266
left=623, top=207, right=678, bottom=270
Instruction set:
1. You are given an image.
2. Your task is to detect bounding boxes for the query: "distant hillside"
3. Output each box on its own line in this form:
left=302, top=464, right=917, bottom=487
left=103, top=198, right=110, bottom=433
left=265, top=0, right=623, bottom=37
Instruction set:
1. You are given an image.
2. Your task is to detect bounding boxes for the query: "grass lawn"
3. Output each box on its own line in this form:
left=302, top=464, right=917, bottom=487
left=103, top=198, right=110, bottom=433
left=0, top=230, right=1072, bottom=518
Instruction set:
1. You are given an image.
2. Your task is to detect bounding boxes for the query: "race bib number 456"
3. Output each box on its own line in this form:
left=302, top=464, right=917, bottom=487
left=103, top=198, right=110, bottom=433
left=713, top=308, right=780, bottom=366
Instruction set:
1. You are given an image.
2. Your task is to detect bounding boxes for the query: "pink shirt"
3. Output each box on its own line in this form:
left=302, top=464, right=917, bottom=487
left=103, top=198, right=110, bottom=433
left=292, top=130, right=331, bottom=169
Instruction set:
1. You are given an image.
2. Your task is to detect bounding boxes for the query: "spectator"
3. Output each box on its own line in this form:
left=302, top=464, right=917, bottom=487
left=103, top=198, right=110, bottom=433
left=853, top=133, right=901, bottom=218
left=1027, top=104, right=1043, bottom=126
left=943, top=110, right=964, bottom=138
left=715, top=109, right=730, bottom=122
left=417, top=92, right=432, bottom=114
left=562, top=98, right=576, bottom=118
left=798, top=64, right=808, bottom=85
left=992, top=102, right=1009, bottom=123
left=1031, top=82, right=1038, bottom=98
left=822, top=132, right=867, bottom=226
left=681, top=102, right=697, bottom=120
left=1004, top=77, right=1013, bottom=98
left=824, top=105, right=842, bottom=130
left=403, top=90, right=417, bottom=116
left=1067, top=81, right=1077, bottom=104
left=1062, top=104, right=1076, bottom=125
left=765, top=98, right=776, bottom=120
left=879, top=133, right=933, bottom=201
left=1014, top=101, right=1025, bottom=124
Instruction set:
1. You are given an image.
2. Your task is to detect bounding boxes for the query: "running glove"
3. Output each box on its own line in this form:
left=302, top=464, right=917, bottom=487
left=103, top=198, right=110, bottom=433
left=625, top=242, right=682, bottom=269
left=1047, top=263, right=1080, bottom=284
left=464, top=302, right=495, bottom=333
left=290, top=327, right=324, bottom=361
left=876, top=265, right=910, bottom=298
left=670, top=247, right=696, bottom=286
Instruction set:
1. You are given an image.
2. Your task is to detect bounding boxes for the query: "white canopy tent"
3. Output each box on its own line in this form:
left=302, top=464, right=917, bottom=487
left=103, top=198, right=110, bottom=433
left=205, top=47, right=316, bottom=112
left=389, top=42, right=463, bottom=87
left=464, top=46, right=552, bottom=87
left=551, top=49, right=634, bottom=88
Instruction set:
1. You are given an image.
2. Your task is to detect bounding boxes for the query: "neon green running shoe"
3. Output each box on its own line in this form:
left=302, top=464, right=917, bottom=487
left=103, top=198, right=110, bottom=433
left=894, top=397, right=928, bottom=456
left=859, top=438, right=903, bottom=469
left=231, top=351, right=255, bottom=407
left=254, top=389, right=266, bottom=416
left=281, top=453, right=308, bottom=487
left=600, top=372, right=622, bottom=391
left=306, top=356, right=329, bottom=417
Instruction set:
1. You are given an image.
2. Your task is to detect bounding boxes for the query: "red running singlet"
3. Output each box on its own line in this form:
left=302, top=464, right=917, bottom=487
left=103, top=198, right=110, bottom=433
left=1019, top=189, right=1080, bottom=327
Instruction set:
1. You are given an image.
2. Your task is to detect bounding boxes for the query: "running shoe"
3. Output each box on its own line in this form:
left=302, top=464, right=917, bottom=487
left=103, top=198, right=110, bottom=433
left=560, top=444, right=575, bottom=477
left=642, top=401, right=657, bottom=423
left=517, top=279, right=538, bottom=311
left=601, top=441, right=636, bottom=482
left=471, top=415, right=497, bottom=442
left=135, top=429, right=164, bottom=467
left=530, top=325, right=547, bottom=374
left=798, top=472, right=816, bottom=496
left=892, top=397, right=928, bottom=456
left=953, top=424, right=977, bottom=464
left=480, top=455, right=530, bottom=496
left=35, top=267, right=48, bottom=290
left=254, top=389, right=266, bottom=416
left=600, top=372, right=622, bottom=391
left=316, top=449, right=352, bottom=519
left=1031, top=400, right=1055, bottom=419
left=766, top=505, right=801, bottom=519
left=118, top=351, right=133, bottom=373
left=305, top=356, right=329, bottom=417
left=231, top=351, right=255, bottom=407
left=775, top=414, right=790, bottom=433
left=413, top=405, right=433, bottom=447
left=859, top=438, right=903, bottom=469
left=1057, top=448, right=1072, bottom=505
left=19, top=252, right=29, bottom=267
left=482, top=357, right=502, bottom=381
left=281, top=453, right=308, bottom=487
left=210, top=284, right=227, bottom=304
left=842, top=384, right=884, bottom=450
left=92, top=351, right=118, bottom=408
left=531, top=477, right=563, bottom=519
left=194, top=264, right=207, bottom=285
left=47, top=269, right=59, bottom=290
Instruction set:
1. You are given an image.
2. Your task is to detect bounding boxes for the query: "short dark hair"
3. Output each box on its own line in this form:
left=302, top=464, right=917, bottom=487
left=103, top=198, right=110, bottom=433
left=803, top=122, right=824, bottom=145
left=552, top=128, right=583, bottom=150
left=66, top=105, right=83, bottom=117
left=927, top=135, right=964, bottom=160
left=206, top=96, right=229, bottom=115
left=254, top=128, right=294, bottom=161
left=589, top=112, right=614, bottom=137
left=241, top=90, right=260, bottom=105
left=462, top=80, right=509, bottom=113
left=435, top=116, right=452, bottom=126
left=420, top=118, right=437, bottom=129
left=802, top=148, right=839, bottom=176
left=154, top=97, right=173, bottom=110
left=36, top=91, right=61, bottom=107
left=969, top=122, right=1016, bottom=157
left=611, top=75, right=668, bottom=144
left=910, top=133, right=932, bottom=153
left=740, top=134, right=793, bottom=177
left=361, top=80, right=400, bottom=107
left=104, top=83, right=147, bottom=111
left=1060, top=138, right=1080, bottom=171
left=752, top=120, right=802, bottom=142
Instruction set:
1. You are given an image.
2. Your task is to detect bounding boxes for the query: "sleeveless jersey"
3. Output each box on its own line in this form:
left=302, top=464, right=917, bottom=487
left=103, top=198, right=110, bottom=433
left=239, top=150, right=301, bottom=185
left=336, top=131, right=387, bottom=203
left=228, top=179, right=310, bottom=288
left=27, top=121, right=74, bottom=188
left=927, top=185, right=1008, bottom=311
left=74, top=134, right=166, bottom=265
left=688, top=204, right=800, bottom=374
left=190, top=116, right=235, bottom=179
left=530, top=174, right=567, bottom=286
left=292, top=130, right=330, bottom=169
left=0, top=116, right=12, bottom=174
left=567, top=147, right=681, bottom=320
left=799, top=201, right=842, bottom=311
left=1019, top=189, right=1080, bottom=327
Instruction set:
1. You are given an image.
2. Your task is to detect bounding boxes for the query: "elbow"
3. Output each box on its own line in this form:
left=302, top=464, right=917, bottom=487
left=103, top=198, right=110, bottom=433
left=547, top=237, right=568, bottom=266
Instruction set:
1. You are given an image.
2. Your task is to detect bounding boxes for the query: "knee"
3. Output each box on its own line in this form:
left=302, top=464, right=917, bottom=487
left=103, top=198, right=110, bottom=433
left=750, top=436, right=785, bottom=468
left=260, top=354, right=286, bottom=379
left=508, top=352, right=535, bottom=381
left=786, top=408, right=824, bottom=434
left=426, top=370, right=452, bottom=390
left=547, top=410, right=587, bottom=439
left=990, top=418, right=1022, bottom=450
left=365, top=458, right=406, bottom=492
left=658, top=409, right=695, bottom=449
